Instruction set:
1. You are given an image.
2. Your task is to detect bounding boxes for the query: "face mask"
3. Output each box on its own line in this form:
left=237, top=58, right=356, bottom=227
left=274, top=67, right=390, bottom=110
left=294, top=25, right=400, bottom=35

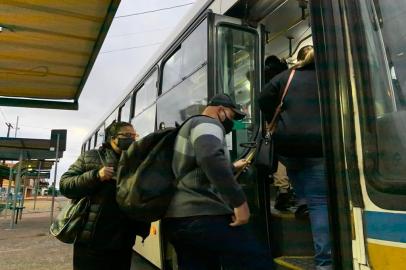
left=117, top=137, right=134, bottom=150
left=220, top=111, right=234, bottom=134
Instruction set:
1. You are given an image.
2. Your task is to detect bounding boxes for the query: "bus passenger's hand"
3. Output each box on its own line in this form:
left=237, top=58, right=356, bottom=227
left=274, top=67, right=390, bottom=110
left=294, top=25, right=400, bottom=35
left=230, top=201, right=250, bottom=227
left=98, top=167, right=114, bottom=182
left=233, top=159, right=250, bottom=172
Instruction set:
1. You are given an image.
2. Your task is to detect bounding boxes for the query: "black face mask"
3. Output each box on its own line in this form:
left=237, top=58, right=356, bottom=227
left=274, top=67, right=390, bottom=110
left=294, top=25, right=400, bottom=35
left=221, top=115, right=234, bottom=134
left=117, top=137, right=134, bottom=150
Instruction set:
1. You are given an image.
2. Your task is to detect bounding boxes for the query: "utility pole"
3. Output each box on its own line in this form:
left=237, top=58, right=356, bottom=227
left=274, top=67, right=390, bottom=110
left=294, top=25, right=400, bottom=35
left=3, top=123, right=13, bottom=164
left=14, top=116, right=19, bottom=138
left=5, top=122, right=13, bottom=137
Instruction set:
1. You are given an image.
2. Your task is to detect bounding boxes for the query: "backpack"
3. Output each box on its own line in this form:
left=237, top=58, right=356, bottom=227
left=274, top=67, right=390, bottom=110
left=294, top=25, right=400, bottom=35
left=116, top=117, right=194, bottom=222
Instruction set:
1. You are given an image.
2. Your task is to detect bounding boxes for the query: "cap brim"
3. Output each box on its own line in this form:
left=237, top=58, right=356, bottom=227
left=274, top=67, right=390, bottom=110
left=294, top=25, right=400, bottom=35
left=232, top=108, right=246, bottom=120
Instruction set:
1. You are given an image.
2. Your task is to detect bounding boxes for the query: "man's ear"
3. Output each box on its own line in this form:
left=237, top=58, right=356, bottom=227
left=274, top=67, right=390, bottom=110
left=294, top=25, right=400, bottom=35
left=217, top=106, right=225, bottom=121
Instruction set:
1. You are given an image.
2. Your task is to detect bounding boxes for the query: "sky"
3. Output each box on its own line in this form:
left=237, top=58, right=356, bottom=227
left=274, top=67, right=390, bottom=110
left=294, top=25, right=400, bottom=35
left=0, top=0, right=197, bottom=188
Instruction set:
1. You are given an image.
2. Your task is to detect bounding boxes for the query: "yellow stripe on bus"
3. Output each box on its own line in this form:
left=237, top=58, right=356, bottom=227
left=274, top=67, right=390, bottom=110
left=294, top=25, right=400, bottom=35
left=368, top=242, right=406, bottom=269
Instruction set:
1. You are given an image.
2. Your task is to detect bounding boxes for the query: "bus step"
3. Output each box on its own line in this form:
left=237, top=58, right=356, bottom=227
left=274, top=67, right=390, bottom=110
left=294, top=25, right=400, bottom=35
left=270, top=208, right=314, bottom=257
left=274, top=256, right=315, bottom=270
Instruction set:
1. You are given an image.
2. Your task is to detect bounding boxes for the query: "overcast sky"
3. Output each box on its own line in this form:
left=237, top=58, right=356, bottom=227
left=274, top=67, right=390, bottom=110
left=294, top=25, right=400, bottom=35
left=0, top=0, right=196, bottom=187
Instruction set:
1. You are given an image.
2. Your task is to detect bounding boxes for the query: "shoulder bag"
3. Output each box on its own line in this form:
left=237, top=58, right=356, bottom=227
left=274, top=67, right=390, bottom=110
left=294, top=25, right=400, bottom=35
left=50, top=150, right=104, bottom=243
left=254, top=69, right=296, bottom=173
left=49, top=196, right=91, bottom=244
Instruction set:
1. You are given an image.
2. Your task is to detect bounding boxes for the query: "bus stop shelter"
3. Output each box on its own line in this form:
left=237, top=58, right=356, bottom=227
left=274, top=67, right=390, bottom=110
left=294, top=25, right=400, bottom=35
left=0, top=131, right=66, bottom=228
left=0, top=0, right=120, bottom=110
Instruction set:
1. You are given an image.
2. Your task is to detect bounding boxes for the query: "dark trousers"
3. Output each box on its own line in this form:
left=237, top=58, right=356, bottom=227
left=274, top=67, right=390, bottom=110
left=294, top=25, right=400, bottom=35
left=73, top=244, right=133, bottom=270
left=163, top=215, right=274, bottom=270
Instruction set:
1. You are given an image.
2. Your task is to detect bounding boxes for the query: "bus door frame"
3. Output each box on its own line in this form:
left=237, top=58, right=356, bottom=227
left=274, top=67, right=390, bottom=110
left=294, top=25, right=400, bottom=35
left=207, top=11, right=272, bottom=250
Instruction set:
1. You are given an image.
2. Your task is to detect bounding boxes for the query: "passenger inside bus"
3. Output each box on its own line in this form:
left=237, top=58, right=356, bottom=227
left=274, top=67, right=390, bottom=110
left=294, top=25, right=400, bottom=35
left=258, top=46, right=332, bottom=270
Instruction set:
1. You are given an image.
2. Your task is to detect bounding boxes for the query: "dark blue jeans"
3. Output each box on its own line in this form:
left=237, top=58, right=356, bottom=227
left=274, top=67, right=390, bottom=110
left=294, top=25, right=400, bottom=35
left=281, top=157, right=332, bottom=268
left=163, top=215, right=274, bottom=270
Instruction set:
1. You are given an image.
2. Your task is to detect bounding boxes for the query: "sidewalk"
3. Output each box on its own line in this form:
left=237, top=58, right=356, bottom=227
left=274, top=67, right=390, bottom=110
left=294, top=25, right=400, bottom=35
left=0, top=199, right=72, bottom=270
left=0, top=197, right=157, bottom=270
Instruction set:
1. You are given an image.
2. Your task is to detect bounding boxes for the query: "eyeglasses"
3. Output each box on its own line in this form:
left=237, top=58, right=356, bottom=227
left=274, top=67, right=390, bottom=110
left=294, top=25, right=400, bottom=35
left=116, top=132, right=139, bottom=139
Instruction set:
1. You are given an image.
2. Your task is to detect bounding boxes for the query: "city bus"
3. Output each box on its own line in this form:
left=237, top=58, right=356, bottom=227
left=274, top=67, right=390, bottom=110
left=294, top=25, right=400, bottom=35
left=82, top=0, right=406, bottom=269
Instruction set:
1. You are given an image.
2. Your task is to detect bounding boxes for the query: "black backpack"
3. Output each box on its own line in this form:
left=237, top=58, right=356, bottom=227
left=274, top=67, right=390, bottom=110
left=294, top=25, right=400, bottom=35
left=116, top=118, right=194, bottom=222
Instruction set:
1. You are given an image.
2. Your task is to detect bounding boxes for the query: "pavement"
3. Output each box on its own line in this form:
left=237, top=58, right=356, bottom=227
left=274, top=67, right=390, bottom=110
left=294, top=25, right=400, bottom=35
left=0, top=197, right=157, bottom=270
left=0, top=197, right=72, bottom=270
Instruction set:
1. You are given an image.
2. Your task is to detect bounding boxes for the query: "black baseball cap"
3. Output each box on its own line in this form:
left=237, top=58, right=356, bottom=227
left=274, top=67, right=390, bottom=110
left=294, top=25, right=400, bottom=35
left=208, top=94, right=246, bottom=120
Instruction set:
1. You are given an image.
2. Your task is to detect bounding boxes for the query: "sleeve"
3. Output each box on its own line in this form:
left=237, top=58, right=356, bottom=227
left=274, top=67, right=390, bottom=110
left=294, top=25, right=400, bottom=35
left=191, top=122, right=246, bottom=207
left=258, top=73, right=285, bottom=122
left=59, top=153, right=101, bottom=199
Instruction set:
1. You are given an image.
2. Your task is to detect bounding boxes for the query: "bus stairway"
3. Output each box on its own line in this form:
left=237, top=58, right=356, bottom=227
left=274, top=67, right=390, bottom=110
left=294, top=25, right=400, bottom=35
left=270, top=203, right=315, bottom=270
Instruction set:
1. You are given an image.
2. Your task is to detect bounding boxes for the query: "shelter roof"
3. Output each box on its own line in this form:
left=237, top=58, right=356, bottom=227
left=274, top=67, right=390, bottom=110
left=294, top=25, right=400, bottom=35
left=0, top=137, right=64, bottom=160
left=0, top=0, right=120, bottom=109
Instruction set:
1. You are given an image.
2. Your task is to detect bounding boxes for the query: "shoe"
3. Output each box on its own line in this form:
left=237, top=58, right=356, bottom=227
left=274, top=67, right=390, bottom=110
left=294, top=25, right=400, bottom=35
left=274, top=191, right=292, bottom=211
left=295, top=204, right=309, bottom=219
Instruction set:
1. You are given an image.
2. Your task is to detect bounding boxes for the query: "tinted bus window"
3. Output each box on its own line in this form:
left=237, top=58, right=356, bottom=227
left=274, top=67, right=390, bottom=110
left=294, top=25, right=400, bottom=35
left=162, top=19, right=207, bottom=93
left=134, top=70, right=158, bottom=116
left=158, top=20, right=208, bottom=127
left=158, top=66, right=207, bottom=127
left=357, top=0, right=406, bottom=192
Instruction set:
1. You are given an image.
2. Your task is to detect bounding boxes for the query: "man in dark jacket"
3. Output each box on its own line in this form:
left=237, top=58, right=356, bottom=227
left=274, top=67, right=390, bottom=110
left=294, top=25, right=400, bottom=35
left=60, top=121, right=149, bottom=270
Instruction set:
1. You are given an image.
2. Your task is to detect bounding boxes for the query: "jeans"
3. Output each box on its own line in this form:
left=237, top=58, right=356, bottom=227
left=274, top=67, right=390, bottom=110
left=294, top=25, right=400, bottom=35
left=281, top=157, right=332, bottom=267
left=163, top=215, right=274, bottom=270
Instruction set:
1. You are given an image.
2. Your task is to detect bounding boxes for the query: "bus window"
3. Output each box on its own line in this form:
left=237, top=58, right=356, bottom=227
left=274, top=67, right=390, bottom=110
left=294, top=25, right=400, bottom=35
left=93, top=133, right=97, bottom=148
left=356, top=0, right=406, bottom=199
left=88, top=136, right=93, bottom=150
left=157, top=19, right=208, bottom=127
left=131, top=105, right=156, bottom=139
left=119, top=96, right=132, bottom=123
left=217, top=25, right=257, bottom=157
left=105, top=108, right=119, bottom=128
left=95, top=124, right=105, bottom=148
left=161, top=19, right=207, bottom=94
left=134, top=70, right=158, bottom=116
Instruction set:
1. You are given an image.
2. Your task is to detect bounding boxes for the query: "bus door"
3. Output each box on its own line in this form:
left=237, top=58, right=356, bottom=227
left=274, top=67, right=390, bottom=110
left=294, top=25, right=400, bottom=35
left=311, top=0, right=406, bottom=269
left=208, top=12, right=271, bottom=249
left=343, top=1, right=406, bottom=269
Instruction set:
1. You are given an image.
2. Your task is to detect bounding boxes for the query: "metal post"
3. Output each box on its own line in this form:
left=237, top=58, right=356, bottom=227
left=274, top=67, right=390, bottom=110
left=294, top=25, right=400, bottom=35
left=3, top=164, right=13, bottom=218
left=20, top=183, right=26, bottom=221
left=10, top=151, right=23, bottom=229
left=33, top=161, right=41, bottom=210
left=50, top=134, right=59, bottom=224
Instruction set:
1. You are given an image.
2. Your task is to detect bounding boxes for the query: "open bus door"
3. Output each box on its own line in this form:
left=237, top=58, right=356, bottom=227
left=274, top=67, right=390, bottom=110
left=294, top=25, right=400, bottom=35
left=207, top=11, right=273, bottom=253
left=311, top=0, right=406, bottom=269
